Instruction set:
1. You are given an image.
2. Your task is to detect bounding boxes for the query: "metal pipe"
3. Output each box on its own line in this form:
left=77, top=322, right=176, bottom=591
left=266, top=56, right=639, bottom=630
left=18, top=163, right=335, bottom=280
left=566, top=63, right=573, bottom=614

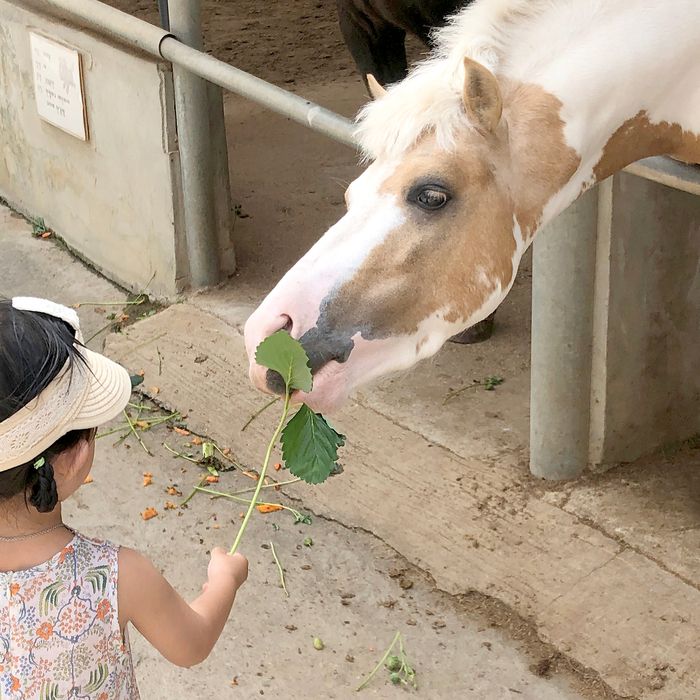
left=23, top=0, right=357, bottom=148
left=157, top=0, right=170, bottom=31
left=26, top=0, right=172, bottom=55
left=169, top=0, right=221, bottom=288
left=159, top=38, right=357, bottom=147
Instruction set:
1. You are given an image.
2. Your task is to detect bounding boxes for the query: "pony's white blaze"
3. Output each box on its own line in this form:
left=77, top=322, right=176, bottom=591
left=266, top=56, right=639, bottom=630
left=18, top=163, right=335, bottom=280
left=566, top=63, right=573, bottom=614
left=245, top=161, right=404, bottom=390
left=246, top=0, right=700, bottom=410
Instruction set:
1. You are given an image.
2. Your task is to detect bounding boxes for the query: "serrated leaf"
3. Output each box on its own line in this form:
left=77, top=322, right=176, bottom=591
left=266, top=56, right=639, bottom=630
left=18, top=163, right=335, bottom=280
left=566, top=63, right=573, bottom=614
left=281, top=405, right=345, bottom=484
left=255, top=331, right=312, bottom=393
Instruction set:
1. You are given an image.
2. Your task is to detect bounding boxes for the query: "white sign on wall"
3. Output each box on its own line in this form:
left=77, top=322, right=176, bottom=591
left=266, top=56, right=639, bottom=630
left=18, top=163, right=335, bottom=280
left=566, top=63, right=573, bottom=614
left=29, top=32, right=88, bottom=141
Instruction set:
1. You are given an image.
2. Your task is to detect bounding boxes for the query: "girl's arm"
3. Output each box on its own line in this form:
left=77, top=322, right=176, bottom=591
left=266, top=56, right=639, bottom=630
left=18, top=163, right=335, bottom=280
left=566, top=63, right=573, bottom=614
left=118, top=546, right=248, bottom=667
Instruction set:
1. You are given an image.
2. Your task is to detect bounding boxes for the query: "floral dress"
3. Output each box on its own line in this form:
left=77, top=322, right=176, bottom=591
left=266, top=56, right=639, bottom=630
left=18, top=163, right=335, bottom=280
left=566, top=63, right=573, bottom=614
left=0, top=532, right=139, bottom=699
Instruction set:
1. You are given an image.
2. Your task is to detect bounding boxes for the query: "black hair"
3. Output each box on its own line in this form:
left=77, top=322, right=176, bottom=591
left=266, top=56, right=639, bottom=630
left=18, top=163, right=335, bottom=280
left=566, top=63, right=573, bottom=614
left=0, top=300, right=92, bottom=512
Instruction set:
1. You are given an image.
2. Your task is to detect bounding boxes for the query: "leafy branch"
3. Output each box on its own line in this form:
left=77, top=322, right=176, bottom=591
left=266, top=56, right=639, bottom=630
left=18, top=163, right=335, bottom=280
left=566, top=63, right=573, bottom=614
left=227, top=331, right=345, bottom=555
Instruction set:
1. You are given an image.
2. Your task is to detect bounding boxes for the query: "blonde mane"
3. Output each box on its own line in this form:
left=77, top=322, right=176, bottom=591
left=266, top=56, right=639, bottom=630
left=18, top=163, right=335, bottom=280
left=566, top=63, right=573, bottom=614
left=355, top=0, right=558, bottom=160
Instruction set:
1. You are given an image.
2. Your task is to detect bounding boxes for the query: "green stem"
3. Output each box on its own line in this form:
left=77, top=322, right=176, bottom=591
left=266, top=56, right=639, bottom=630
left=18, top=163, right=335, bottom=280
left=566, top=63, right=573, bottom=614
left=127, top=402, right=159, bottom=412
left=270, top=541, right=289, bottom=597
left=211, top=477, right=301, bottom=498
left=194, top=486, right=300, bottom=518
left=96, top=424, right=129, bottom=439
left=74, top=296, right=145, bottom=307
left=356, top=631, right=401, bottom=692
left=123, top=409, right=152, bottom=456
left=229, top=392, right=291, bottom=555
left=180, top=477, right=207, bottom=507
left=241, top=396, right=280, bottom=432
left=443, top=381, right=482, bottom=404
left=163, top=442, right=201, bottom=464
left=85, top=321, right=118, bottom=345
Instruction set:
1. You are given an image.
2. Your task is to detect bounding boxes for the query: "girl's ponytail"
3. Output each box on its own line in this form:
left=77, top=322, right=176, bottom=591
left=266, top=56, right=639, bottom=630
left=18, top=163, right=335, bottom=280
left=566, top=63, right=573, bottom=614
left=28, top=458, right=59, bottom=513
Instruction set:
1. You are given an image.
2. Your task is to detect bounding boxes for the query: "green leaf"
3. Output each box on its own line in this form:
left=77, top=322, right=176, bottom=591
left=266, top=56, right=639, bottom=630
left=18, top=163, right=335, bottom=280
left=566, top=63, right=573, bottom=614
left=202, top=442, right=215, bottom=461
left=281, top=405, right=345, bottom=485
left=255, top=331, right=312, bottom=393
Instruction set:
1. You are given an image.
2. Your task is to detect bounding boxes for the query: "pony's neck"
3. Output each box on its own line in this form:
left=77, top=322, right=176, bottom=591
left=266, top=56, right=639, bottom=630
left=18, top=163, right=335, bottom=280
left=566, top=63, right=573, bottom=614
left=495, top=0, right=700, bottom=238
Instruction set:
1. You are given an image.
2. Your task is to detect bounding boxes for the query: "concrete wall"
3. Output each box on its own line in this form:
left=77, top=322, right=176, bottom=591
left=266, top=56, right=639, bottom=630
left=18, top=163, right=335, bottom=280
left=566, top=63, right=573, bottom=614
left=0, top=0, right=233, bottom=299
left=531, top=169, right=700, bottom=478
left=589, top=172, right=700, bottom=464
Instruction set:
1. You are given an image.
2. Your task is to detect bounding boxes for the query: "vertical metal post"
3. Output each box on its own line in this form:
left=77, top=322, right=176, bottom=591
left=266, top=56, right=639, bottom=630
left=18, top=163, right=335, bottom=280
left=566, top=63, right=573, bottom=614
left=529, top=186, right=599, bottom=480
left=157, top=0, right=169, bottom=30
left=169, top=0, right=221, bottom=289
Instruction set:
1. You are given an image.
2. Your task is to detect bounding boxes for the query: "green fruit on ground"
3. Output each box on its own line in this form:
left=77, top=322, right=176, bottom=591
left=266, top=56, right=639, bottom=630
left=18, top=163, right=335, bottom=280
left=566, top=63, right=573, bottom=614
left=386, top=655, right=402, bottom=672
left=313, top=637, right=324, bottom=651
left=389, top=672, right=402, bottom=685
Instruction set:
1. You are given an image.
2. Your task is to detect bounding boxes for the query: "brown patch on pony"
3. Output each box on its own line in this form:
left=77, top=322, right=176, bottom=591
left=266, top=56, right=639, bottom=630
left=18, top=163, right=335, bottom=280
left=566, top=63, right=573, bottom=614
left=319, top=135, right=517, bottom=337
left=504, top=82, right=581, bottom=238
left=593, top=111, right=700, bottom=180
left=317, top=81, right=581, bottom=338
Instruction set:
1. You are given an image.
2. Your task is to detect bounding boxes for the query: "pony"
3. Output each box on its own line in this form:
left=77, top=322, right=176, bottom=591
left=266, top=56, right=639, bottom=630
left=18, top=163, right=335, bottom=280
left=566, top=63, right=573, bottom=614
left=337, top=0, right=498, bottom=344
left=245, top=0, right=700, bottom=413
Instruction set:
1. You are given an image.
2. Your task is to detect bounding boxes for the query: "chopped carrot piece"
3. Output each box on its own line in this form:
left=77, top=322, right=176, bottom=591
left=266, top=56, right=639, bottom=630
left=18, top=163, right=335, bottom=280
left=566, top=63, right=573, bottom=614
left=142, top=507, right=158, bottom=520
left=256, top=504, right=284, bottom=514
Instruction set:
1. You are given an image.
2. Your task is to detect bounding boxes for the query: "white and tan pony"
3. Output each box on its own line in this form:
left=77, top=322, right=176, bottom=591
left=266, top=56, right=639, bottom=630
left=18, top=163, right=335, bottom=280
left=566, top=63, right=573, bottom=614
left=245, top=0, right=700, bottom=411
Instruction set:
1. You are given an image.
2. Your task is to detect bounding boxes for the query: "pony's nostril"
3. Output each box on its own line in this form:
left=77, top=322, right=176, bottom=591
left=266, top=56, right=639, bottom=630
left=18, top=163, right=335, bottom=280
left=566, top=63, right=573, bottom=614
left=281, top=315, right=293, bottom=333
left=265, top=368, right=287, bottom=395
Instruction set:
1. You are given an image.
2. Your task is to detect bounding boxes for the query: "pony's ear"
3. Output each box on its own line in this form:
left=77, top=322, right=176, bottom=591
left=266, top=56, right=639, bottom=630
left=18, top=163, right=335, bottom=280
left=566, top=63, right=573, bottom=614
left=462, top=57, right=503, bottom=133
left=366, top=74, right=387, bottom=100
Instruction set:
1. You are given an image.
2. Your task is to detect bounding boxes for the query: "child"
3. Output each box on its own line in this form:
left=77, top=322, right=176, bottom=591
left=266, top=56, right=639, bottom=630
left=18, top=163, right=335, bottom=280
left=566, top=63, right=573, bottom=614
left=0, top=297, right=248, bottom=698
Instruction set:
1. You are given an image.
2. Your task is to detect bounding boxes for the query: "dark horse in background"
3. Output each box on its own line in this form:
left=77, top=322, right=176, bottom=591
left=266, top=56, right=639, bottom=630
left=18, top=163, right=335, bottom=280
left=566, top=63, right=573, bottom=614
left=335, top=0, right=495, bottom=343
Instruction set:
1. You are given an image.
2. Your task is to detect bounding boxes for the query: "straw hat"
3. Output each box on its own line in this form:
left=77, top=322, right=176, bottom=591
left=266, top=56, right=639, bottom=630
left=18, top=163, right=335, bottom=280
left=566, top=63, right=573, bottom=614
left=0, top=297, right=132, bottom=472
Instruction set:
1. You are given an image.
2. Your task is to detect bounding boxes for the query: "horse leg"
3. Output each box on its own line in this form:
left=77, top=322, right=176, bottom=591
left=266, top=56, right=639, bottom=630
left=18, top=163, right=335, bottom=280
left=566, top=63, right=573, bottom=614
left=336, top=1, right=408, bottom=89
left=449, top=311, right=496, bottom=344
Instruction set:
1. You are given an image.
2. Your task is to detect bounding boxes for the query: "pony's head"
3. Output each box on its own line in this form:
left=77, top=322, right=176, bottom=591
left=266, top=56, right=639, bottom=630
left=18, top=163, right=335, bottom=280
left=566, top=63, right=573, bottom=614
left=245, top=59, right=533, bottom=412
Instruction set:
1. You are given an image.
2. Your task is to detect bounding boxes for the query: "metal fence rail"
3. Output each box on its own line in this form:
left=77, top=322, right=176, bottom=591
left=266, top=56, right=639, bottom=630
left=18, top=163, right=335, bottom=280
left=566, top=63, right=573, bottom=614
left=15, top=0, right=700, bottom=290
left=25, top=0, right=358, bottom=148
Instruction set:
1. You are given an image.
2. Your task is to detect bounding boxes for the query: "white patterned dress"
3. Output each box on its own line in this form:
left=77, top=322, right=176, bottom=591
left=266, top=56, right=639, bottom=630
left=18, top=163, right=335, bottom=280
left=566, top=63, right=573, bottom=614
left=0, top=532, right=140, bottom=699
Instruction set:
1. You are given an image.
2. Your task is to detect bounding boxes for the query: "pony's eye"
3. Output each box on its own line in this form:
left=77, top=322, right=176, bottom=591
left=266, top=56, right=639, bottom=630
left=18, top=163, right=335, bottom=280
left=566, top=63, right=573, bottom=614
left=412, top=186, right=451, bottom=211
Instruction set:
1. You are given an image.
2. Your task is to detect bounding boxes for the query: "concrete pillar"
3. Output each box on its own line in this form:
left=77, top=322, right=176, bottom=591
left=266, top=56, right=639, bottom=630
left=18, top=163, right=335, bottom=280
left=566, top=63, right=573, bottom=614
left=529, top=186, right=600, bottom=480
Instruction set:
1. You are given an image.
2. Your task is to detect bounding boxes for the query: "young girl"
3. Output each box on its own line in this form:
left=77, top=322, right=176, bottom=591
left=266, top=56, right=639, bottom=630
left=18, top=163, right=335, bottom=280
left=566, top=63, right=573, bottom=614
left=0, top=297, right=248, bottom=698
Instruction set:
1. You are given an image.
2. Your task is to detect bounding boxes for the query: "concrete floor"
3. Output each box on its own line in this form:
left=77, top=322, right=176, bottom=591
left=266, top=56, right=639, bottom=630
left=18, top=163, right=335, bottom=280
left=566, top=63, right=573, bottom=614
left=0, top=207, right=597, bottom=699
left=3, top=98, right=700, bottom=695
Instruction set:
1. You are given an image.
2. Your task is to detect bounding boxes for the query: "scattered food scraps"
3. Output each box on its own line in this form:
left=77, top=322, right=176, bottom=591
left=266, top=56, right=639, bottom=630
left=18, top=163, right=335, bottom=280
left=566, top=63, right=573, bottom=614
left=303, top=537, right=313, bottom=547
left=142, top=472, right=153, bottom=487
left=191, top=436, right=203, bottom=445
left=141, top=507, right=158, bottom=521
left=274, top=462, right=282, bottom=471
left=173, top=427, right=190, bottom=437
left=313, top=637, right=324, bottom=651
left=205, top=475, right=219, bottom=484
left=164, top=501, right=177, bottom=510
left=83, top=474, right=94, bottom=484
left=256, top=503, right=284, bottom=514
left=150, top=386, right=160, bottom=395
left=166, top=486, right=182, bottom=496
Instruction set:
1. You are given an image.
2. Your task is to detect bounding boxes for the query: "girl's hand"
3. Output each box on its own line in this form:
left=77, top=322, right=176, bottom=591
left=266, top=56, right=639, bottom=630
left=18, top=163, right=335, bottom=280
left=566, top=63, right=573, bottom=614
left=207, top=547, right=248, bottom=591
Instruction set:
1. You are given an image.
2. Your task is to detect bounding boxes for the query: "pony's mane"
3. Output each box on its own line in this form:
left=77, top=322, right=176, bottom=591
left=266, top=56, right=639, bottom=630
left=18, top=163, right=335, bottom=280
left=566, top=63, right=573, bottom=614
left=355, top=0, right=557, bottom=160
